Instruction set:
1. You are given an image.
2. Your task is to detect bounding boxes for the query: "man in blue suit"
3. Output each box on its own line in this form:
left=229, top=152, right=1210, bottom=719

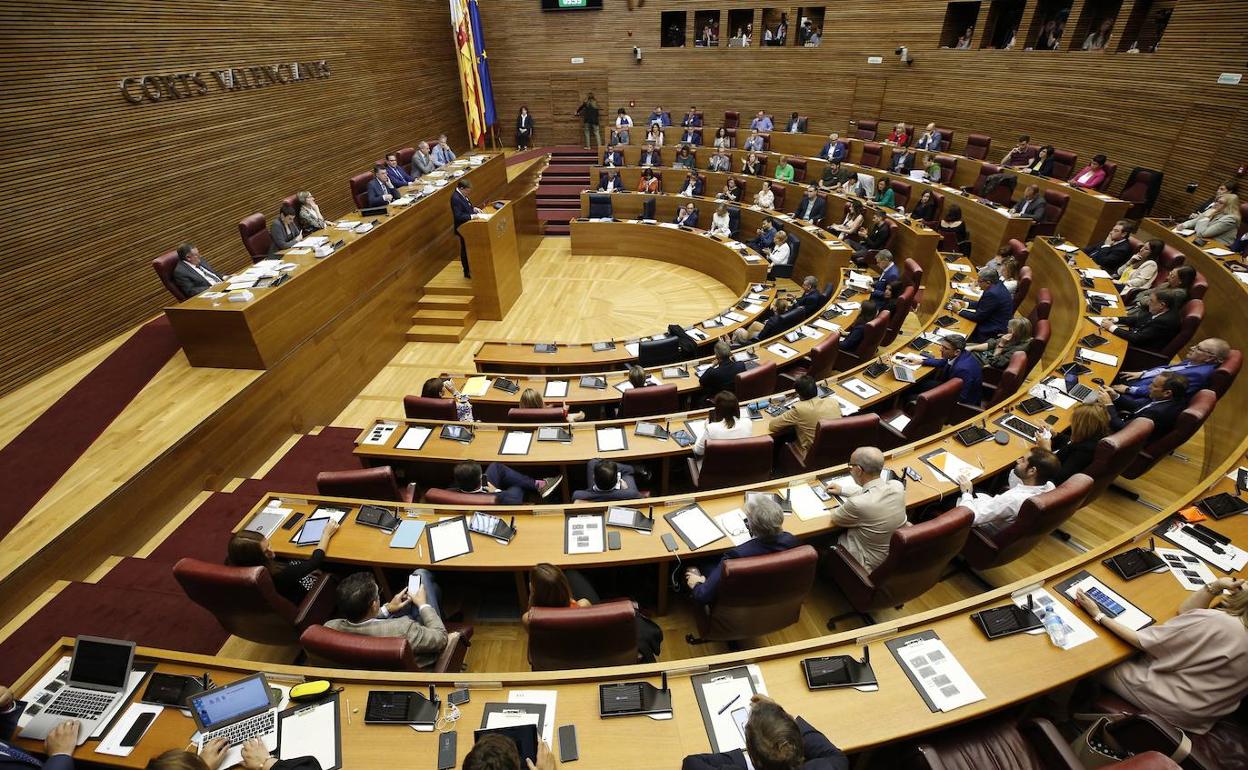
left=869, top=250, right=899, bottom=301
left=1110, top=337, right=1227, bottom=411
left=571, top=459, right=644, bottom=503
left=748, top=219, right=777, bottom=252
left=1, top=684, right=79, bottom=769
left=795, top=275, right=828, bottom=314
left=366, top=166, right=399, bottom=209
left=684, top=496, right=798, bottom=605
left=451, top=179, right=480, bottom=278
left=383, top=153, right=414, bottom=187
left=908, top=333, right=983, bottom=405
left=639, top=143, right=661, bottom=166
left=820, top=132, right=847, bottom=162
left=681, top=107, right=702, bottom=127
left=954, top=267, right=1013, bottom=343
left=602, top=144, right=624, bottom=167
left=675, top=203, right=700, bottom=228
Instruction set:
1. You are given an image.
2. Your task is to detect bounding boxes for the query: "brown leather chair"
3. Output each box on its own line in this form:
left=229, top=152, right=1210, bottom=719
left=982, top=350, right=1028, bottom=408
left=506, top=407, right=565, bottom=423
left=526, top=599, right=638, bottom=670
left=837, top=310, right=891, bottom=368
left=779, top=414, right=881, bottom=475
left=935, top=155, right=958, bottom=185
left=902, top=258, right=924, bottom=287
left=860, top=142, right=883, bottom=168
left=424, top=488, right=498, bottom=505
left=1098, top=161, right=1119, bottom=193
left=689, top=436, right=773, bottom=489
left=349, top=172, right=373, bottom=209
left=316, top=466, right=416, bottom=502
left=1122, top=299, right=1204, bottom=371
left=1050, top=149, right=1078, bottom=180
left=1190, top=271, right=1208, bottom=301
left=1004, top=237, right=1030, bottom=266
left=1027, top=288, right=1053, bottom=326
left=403, top=396, right=458, bottom=420
left=1119, top=168, right=1163, bottom=220
left=789, top=158, right=807, bottom=182
left=734, top=361, right=778, bottom=401
left=619, top=383, right=679, bottom=418
left=173, top=558, right=337, bottom=645
left=1012, top=265, right=1032, bottom=309
left=238, top=213, right=271, bottom=261
left=854, top=119, right=879, bottom=140
left=152, top=249, right=187, bottom=302
left=889, top=180, right=911, bottom=210
left=964, top=133, right=991, bottom=160
left=1209, top=349, right=1242, bottom=398
left=1032, top=190, right=1069, bottom=237
left=933, top=128, right=953, bottom=151
left=769, top=181, right=786, bottom=210
left=1122, top=390, right=1217, bottom=479
left=300, top=623, right=472, bottom=673
left=961, top=474, right=1094, bottom=570
left=1081, top=418, right=1153, bottom=504
left=880, top=377, right=962, bottom=447
left=688, top=545, right=817, bottom=645
left=882, top=286, right=917, bottom=346
left=780, top=333, right=840, bottom=386
left=395, top=146, right=416, bottom=169
left=825, top=507, right=973, bottom=621
left=723, top=110, right=739, bottom=130
left=905, top=715, right=1083, bottom=770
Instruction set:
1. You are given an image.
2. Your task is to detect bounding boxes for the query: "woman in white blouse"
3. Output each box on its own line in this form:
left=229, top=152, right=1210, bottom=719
left=1115, top=238, right=1162, bottom=291
left=692, top=392, right=753, bottom=471
left=832, top=200, right=864, bottom=238
left=611, top=108, right=633, bottom=145
left=712, top=127, right=731, bottom=151
left=767, top=231, right=791, bottom=274
left=710, top=203, right=732, bottom=237
left=754, top=184, right=775, bottom=209
left=644, top=124, right=664, bottom=148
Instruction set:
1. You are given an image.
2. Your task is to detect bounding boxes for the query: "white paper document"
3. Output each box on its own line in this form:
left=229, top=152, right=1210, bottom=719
left=767, top=343, right=798, bottom=359
left=669, top=505, right=725, bottom=550
left=1081, top=268, right=1112, bottom=279
left=1205, top=247, right=1234, bottom=257
left=1086, top=290, right=1119, bottom=306
left=596, top=427, right=626, bottom=452
left=566, top=514, right=605, bottom=554
left=924, top=449, right=982, bottom=483
left=701, top=675, right=757, bottom=753
left=685, top=419, right=708, bottom=440
left=1055, top=242, right=1080, bottom=253
left=897, top=637, right=985, bottom=712
left=1078, top=348, right=1118, bottom=366
left=544, top=380, right=569, bottom=398
left=841, top=378, right=881, bottom=399
left=362, top=422, right=399, bottom=446
left=813, top=318, right=841, bottom=333
left=396, top=426, right=432, bottom=450
left=1161, top=521, right=1248, bottom=572
left=428, top=518, right=472, bottom=562
left=278, top=697, right=341, bottom=770
left=95, top=703, right=162, bottom=757
left=1030, top=382, right=1078, bottom=410
left=1156, top=547, right=1217, bottom=590
left=886, top=413, right=912, bottom=431
left=500, top=431, right=533, bottom=455
left=1012, top=588, right=1096, bottom=649
left=798, top=325, right=824, bottom=339
left=714, top=508, right=751, bottom=546
left=789, top=484, right=828, bottom=521
left=831, top=395, right=859, bottom=415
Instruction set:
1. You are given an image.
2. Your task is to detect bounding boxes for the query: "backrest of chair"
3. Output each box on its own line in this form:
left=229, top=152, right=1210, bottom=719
left=936, top=155, right=958, bottom=185
left=808, top=414, right=879, bottom=468
left=1025, top=319, right=1051, bottom=376
left=902, top=258, right=923, bottom=287
left=1081, top=419, right=1154, bottom=504
left=396, top=147, right=416, bottom=168
left=619, top=384, right=679, bottom=418
left=316, top=466, right=401, bottom=501
left=723, top=110, right=739, bottom=129
left=642, top=197, right=657, bottom=220
left=1042, top=189, right=1070, bottom=222
left=152, top=249, right=187, bottom=302
left=1190, top=271, right=1208, bottom=301
left=890, top=180, right=911, bottom=210
left=883, top=286, right=917, bottom=346
left=1027, top=287, right=1053, bottom=325
left=1160, top=299, right=1204, bottom=358
left=734, top=361, right=778, bottom=401
left=976, top=163, right=1002, bottom=188
left=350, top=172, right=373, bottom=209
left=805, top=333, right=841, bottom=381
left=860, top=142, right=883, bottom=168
left=527, top=600, right=638, bottom=670
left=936, top=128, right=953, bottom=151
left=1050, top=149, right=1078, bottom=180
left=867, top=507, right=973, bottom=608
left=983, top=352, right=1027, bottom=408
left=879, top=218, right=898, bottom=250
left=174, top=559, right=298, bottom=644
left=1006, top=238, right=1029, bottom=266
left=403, top=396, right=458, bottom=420
left=638, top=336, right=682, bottom=367
left=1210, top=350, right=1242, bottom=398
left=854, top=119, right=878, bottom=140
left=1012, top=265, right=1032, bottom=308
left=238, top=213, right=270, bottom=258
left=506, top=407, right=565, bottom=423
left=425, top=488, right=498, bottom=505
left=906, top=377, right=962, bottom=438
left=699, top=436, right=774, bottom=487
left=281, top=193, right=299, bottom=212
left=300, top=625, right=418, bottom=672
left=588, top=194, right=613, bottom=219
left=965, top=134, right=991, bottom=160
left=769, top=182, right=786, bottom=209
left=852, top=310, right=891, bottom=359
left=987, top=474, right=1094, bottom=566
left=790, top=158, right=807, bottom=182
left=1156, top=246, right=1184, bottom=274
left=1097, top=161, right=1118, bottom=192
left=778, top=304, right=806, bottom=328
left=926, top=189, right=947, bottom=221
left=704, top=546, right=817, bottom=640
left=1142, top=390, right=1216, bottom=460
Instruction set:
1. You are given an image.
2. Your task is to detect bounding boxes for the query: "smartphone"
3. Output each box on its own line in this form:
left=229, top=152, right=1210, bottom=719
left=1086, top=586, right=1126, bottom=617
left=607, top=530, right=622, bottom=550
left=1044, top=414, right=1060, bottom=426
left=408, top=573, right=423, bottom=596
left=448, top=688, right=470, bottom=706
left=558, top=724, right=579, bottom=762
left=731, top=707, right=750, bottom=742
left=281, top=511, right=305, bottom=530
left=661, top=533, right=679, bottom=552
left=437, top=731, right=457, bottom=770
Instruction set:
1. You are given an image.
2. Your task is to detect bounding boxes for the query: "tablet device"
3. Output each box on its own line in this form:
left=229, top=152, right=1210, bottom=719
left=474, top=725, right=538, bottom=766
left=1103, top=547, right=1166, bottom=581
left=293, top=517, right=330, bottom=546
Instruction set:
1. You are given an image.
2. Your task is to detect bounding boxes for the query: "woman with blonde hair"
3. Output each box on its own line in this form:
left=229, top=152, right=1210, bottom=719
left=1177, top=193, right=1241, bottom=245
left=967, top=316, right=1032, bottom=369
left=1036, top=402, right=1110, bottom=482
left=518, top=388, right=585, bottom=422
left=294, top=191, right=324, bottom=233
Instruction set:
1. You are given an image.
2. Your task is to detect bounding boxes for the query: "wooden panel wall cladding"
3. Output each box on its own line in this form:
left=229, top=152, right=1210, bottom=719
left=0, top=1, right=466, bottom=396
left=484, top=0, right=1247, bottom=214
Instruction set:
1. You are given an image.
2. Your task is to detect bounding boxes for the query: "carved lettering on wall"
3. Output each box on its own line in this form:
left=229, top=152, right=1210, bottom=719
left=118, top=60, right=331, bottom=104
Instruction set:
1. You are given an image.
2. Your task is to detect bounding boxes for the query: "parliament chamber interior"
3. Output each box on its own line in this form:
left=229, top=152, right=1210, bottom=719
left=3, top=1, right=1248, bottom=768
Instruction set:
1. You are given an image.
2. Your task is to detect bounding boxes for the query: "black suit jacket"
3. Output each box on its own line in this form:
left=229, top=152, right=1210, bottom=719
left=796, top=289, right=826, bottom=314
left=171, top=258, right=223, bottom=298
left=451, top=189, right=475, bottom=230
left=1110, top=398, right=1184, bottom=437
left=1112, top=310, right=1180, bottom=352
left=1012, top=196, right=1046, bottom=220
left=699, top=360, right=746, bottom=397
left=366, top=178, right=398, bottom=209
left=1088, top=239, right=1134, bottom=272
left=794, top=196, right=826, bottom=222
left=676, top=209, right=699, bottom=227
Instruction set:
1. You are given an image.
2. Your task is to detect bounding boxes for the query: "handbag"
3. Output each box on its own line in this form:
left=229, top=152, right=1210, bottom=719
left=1071, top=712, right=1192, bottom=769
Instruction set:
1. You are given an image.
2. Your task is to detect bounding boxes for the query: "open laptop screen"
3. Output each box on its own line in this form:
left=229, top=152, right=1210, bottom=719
left=69, top=637, right=133, bottom=690
left=190, top=675, right=273, bottom=730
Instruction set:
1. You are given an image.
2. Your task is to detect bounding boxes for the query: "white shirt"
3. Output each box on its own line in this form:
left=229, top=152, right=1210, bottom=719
left=958, top=470, right=1055, bottom=527
left=190, top=261, right=222, bottom=284
left=693, top=409, right=753, bottom=457
left=710, top=211, right=731, bottom=236
left=768, top=241, right=791, bottom=266
left=755, top=189, right=774, bottom=208
left=616, top=115, right=633, bottom=128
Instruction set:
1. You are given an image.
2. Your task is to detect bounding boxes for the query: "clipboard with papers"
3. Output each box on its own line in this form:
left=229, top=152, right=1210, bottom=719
left=690, top=666, right=767, bottom=754
left=886, top=631, right=985, bottom=713
left=396, top=425, right=432, bottom=450
left=663, top=504, right=725, bottom=551
left=277, top=692, right=342, bottom=770
left=596, top=427, right=628, bottom=452
left=919, top=448, right=983, bottom=483
left=426, top=516, right=474, bottom=563
left=499, top=430, right=534, bottom=456
left=565, top=512, right=605, bottom=554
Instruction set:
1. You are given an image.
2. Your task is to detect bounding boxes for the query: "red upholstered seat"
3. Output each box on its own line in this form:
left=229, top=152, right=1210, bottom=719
left=854, top=119, right=878, bottom=140
left=395, top=146, right=416, bottom=168
left=238, top=213, right=271, bottom=261
left=424, top=488, right=498, bottom=505
left=619, top=383, right=679, bottom=418
left=690, top=545, right=817, bottom=644
left=1005, top=237, right=1030, bottom=266
left=316, top=466, right=417, bottom=502
left=906, top=716, right=1084, bottom=770
left=1027, top=287, right=1053, bottom=325
left=688, top=436, right=773, bottom=489
left=1119, top=168, right=1163, bottom=219
left=403, top=396, right=458, bottom=420
left=780, top=333, right=840, bottom=386
left=962, top=474, right=1094, bottom=569
left=1190, top=271, right=1208, bottom=301
left=1210, top=349, right=1242, bottom=398
left=1050, top=149, right=1078, bottom=180
left=779, top=414, right=881, bottom=475
left=1081, top=418, right=1154, bottom=504
left=1024, top=318, right=1051, bottom=377
left=1123, top=390, right=1217, bottom=478
left=1089, top=692, right=1248, bottom=770
left=789, top=158, right=807, bottom=182
left=1097, top=161, right=1119, bottom=192
left=173, top=558, right=337, bottom=645
left=769, top=181, right=786, bottom=209
left=934, top=128, right=954, bottom=151
left=280, top=192, right=299, bottom=212
left=506, top=407, right=565, bottom=423
left=300, top=623, right=473, bottom=673
left=527, top=599, right=638, bottom=670
left=881, top=377, right=962, bottom=447
left=825, top=506, right=972, bottom=615
left=903, top=257, right=924, bottom=287
left=935, top=155, right=958, bottom=185
left=881, top=285, right=917, bottom=347
left=964, top=133, right=991, bottom=160
left=350, top=171, right=373, bottom=209
left=1032, top=189, right=1069, bottom=238
left=723, top=110, right=739, bottom=130
left=152, top=249, right=187, bottom=302
left=984, top=350, right=1028, bottom=408
left=1012, top=265, right=1032, bottom=308
left=889, top=179, right=911, bottom=210
left=860, top=142, right=883, bottom=168
left=734, top=361, right=778, bottom=401
left=837, top=310, right=891, bottom=368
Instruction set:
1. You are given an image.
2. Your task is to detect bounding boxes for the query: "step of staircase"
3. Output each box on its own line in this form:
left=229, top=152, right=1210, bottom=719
left=544, top=223, right=571, bottom=236
left=537, top=184, right=588, bottom=198
left=412, top=308, right=476, bottom=327
left=416, top=293, right=474, bottom=311
left=406, top=324, right=468, bottom=342
left=537, top=208, right=581, bottom=222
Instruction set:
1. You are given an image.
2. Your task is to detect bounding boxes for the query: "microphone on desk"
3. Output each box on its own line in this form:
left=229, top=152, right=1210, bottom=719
left=429, top=685, right=438, bottom=704
left=509, top=516, right=516, bottom=535
left=660, top=671, right=669, bottom=693
left=861, top=645, right=870, bottom=666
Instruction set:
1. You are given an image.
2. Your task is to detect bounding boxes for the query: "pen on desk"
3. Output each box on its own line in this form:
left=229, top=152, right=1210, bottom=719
left=346, top=697, right=352, bottom=725
left=976, top=454, right=985, bottom=469
left=717, top=694, right=741, bottom=715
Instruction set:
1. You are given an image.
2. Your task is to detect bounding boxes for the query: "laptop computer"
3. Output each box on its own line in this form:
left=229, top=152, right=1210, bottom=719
left=892, top=365, right=916, bottom=383
left=188, top=673, right=281, bottom=768
left=21, top=636, right=135, bottom=745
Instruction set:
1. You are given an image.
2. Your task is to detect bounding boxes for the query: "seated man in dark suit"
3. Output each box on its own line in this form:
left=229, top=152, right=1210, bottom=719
left=1011, top=184, right=1046, bottom=220
left=845, top=219, right=891, bottom=261
left=684, top=497, right=799, bottom=605
left=1087, top=220, right=1137, bottom=272
left=324, top=572, right=448, bottom=670
left=597, top=170, right=623, bottom=192
left=269, top=202, right=302, bottom=255
left=1, top=684, right=78, bottom=770
left=384, top=152, right=414, bottom=187
left=753, top=297, right=796, bottom=341
left=747, top=219, right=777, bottom=252
left=366, top=165, right=399, bottom=208
left=681, top=694, right=848, bottom=770
left=820, top=133, right=847, bottom=162
left=890, top=148, right=915, bottom=175
left=571, top=459, right=644, bottom=503
left=678, top=172, right=704, bottom=197
left=953, top=267, right=1012, bottom=343
left=698, top=340, right=746, bottom=397
left=902, top=333, right=983, bottom=405
left=450, top=461, right=561, bottom=504
left=1099, top=289, right=1183, bottom=353
left=869, top=249, right=899, bottom=301
left=1098, top=372, right=1188, bottom=438
left=1110, top=337, right=1228, bottom=411
left=792, top=186, right=826, bottom=223
left=681, top=107, right=702, bottom=127
left=602, top=144, right=624, bottom=167
left=674, top=203, right=700, bottom=228
left=171, top=243, right=225, bottom=298
left=639, top=143, right=661, bottom=166
left=795, top=276, right=827, bottom=314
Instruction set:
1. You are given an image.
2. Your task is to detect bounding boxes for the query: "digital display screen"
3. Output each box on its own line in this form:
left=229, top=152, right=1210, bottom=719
left=541, top=0, right=603, bottom=9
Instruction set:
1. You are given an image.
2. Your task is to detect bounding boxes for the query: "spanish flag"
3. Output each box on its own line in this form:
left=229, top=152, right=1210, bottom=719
left=449, top=0, right=491, bottom=146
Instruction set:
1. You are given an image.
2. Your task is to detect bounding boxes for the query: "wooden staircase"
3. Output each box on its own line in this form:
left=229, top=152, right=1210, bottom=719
left=406, top=269, right=477, bottom=342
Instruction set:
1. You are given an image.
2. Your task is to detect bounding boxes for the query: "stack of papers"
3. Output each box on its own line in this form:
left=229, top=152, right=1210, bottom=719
left=923, top=449, right=982, bottom=482
left=767, top=343, right=799, bottom=358
left=714, top=508, right=751, bottom=546
left=1078, top=348, right=1118, bottom=366
left=544, top=380, right=569, bottom=398
left=500, top=431, right=533, bottom=455
left=461, top=376, right=492, bottom=397
left=893, top=635, right=985, bottom=712
left=788, top=484, right=828, bottom=521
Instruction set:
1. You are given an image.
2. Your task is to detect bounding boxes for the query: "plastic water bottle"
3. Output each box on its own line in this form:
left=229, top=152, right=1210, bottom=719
left=1039, top=607, right=1068, bottom=647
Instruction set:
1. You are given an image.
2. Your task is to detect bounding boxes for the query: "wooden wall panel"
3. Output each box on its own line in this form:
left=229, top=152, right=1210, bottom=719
left=482, top=0, right=1247, bottom=217
left=0, top=1, right=466, bottom=396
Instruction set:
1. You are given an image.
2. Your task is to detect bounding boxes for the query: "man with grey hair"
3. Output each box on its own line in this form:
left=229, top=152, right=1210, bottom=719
left=685, top=495, right=799, bottom=605
left=870, top=249, right=899, bottom=301
left=825, top=447, right=907, bottom=571
left=411, top=141, right=436, bottom=177
left=952, top=266, right=1013, bottom=342
left=901, top=332, right=984, bottom=404
left=698, top=339, right=746, bottom=398
left=795, top=275, right=828, bottom=314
